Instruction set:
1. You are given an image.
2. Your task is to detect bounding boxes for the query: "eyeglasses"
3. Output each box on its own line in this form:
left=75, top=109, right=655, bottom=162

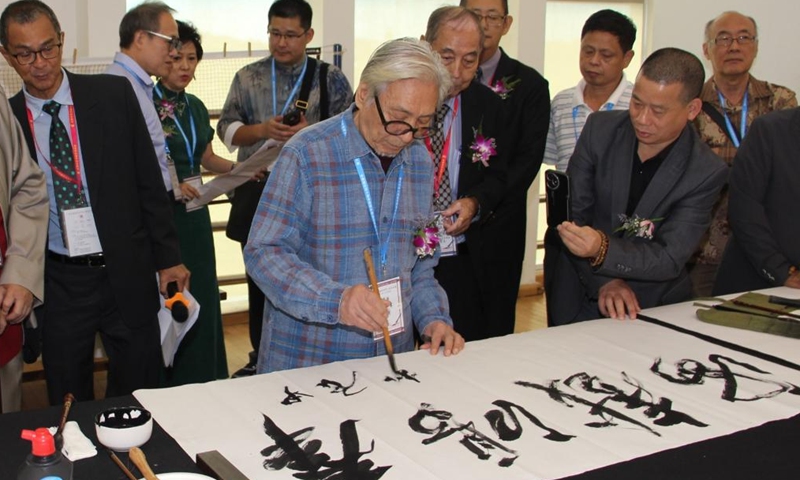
left=711, top=34, right=757, bottom=47
left=473, top=13, right=506, bottom=27
left=8, top=43, right=62, bottom=65
left=268, top=29, right=308, bottom=42
left=374, top=95, right=437, bottom=139
left=145, top=30, right=182, bottom=51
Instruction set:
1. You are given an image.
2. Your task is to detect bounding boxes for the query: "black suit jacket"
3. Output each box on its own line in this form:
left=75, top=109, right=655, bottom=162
left=715, top=108, right=800, bottom=294
left=491, top=48, right=550, bottom=202
left=11, top=71, right=182, bottom=328
left=457, top=81, right=509, bottom=259
left=545, top=111, right=727, bottom=325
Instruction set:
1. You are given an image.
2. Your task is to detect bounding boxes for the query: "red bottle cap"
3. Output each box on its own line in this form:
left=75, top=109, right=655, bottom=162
left=20, top=428, right=56, bottom=456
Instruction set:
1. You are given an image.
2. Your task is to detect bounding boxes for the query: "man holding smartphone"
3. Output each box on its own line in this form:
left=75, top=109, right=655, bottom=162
left=544, top=48, right=726, bottom=326
left=217, top=0, right=352, bottom=378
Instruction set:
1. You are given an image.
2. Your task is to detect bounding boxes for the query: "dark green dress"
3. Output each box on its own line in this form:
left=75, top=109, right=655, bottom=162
left=154, top=82, right=228, bottom=385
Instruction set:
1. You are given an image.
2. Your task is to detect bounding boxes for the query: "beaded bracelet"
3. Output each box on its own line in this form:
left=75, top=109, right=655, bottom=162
left=590, top=230, right=609, bottom=268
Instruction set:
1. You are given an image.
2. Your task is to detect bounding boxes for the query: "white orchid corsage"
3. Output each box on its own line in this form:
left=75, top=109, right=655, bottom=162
left=469, top=124, right=497, bottom=167
left=614, top=214, right=663, bottom=240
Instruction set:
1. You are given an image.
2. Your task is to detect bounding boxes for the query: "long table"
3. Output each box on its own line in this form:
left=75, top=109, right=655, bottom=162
left=136, top=287, right=800, bottom=479
left=2, top=288, right=798, bottom=479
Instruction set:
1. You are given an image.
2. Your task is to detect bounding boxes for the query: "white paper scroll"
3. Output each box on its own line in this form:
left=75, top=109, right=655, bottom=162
left=136, top=293, right=800, bottom=479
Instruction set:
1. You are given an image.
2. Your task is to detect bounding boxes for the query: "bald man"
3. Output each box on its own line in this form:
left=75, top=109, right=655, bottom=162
left=690, top=11, right=796, bottom=297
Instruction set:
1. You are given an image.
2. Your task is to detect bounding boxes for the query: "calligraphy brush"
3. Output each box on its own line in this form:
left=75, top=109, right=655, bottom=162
left=54, top=392, right=75, bottom=451
left=108, top=449, right=138, bottom=480
left=363, top=248, right=399, bottom=374
left=731, top=300, right=800, bottom=320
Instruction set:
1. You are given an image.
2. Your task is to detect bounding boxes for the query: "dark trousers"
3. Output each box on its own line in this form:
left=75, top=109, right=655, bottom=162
left=241, top=243, right=265, bottom=361
left=41, top=258, right=160, bottom=405
left=434, top=246, right=487, bottom=342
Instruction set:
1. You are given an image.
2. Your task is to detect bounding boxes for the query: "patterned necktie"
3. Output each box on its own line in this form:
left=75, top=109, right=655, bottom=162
left=42, top=101, right=85, bottom=212
left=431, top=103, right=452, bottom=212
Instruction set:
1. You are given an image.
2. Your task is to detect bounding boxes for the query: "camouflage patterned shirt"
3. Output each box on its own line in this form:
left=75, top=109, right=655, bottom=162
left=692, top=76, right=797, bottom=265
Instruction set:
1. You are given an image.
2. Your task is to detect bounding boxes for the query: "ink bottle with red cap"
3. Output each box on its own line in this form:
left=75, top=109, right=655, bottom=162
left=17, top=428, right=73, bottom=480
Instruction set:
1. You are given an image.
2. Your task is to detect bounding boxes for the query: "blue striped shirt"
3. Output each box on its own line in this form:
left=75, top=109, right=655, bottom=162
left=544, top=76, right=633, bottom=171
left=245, top=105, right=452, bottom=373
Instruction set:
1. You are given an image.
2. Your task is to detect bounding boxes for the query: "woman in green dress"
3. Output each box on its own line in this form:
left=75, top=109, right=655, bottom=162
left=154, top=21, right=232, bottom=385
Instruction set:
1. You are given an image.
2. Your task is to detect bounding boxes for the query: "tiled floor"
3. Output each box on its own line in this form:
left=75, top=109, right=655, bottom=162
left=19, top=294, right=547, bottom=411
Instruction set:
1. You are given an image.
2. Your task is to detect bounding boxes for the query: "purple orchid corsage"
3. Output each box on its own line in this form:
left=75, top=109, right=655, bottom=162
left=470, top=126, right=497, bottom=167
left=157, top=99, right=175, bottom=121
left=413, top=225, right=439, bottom=258
left=490, top=75, right=521, bottom=100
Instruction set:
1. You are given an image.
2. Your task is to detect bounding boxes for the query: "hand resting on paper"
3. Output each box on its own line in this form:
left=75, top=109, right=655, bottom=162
left=339, top=284, right=391, bottom=333
left=785, top=271, right=800, bottom=289
left=420, top=321, right=464, bottom=356
left=598, top=279, right=641, bottom=320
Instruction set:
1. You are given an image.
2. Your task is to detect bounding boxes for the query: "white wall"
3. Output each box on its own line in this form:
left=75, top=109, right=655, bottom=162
left=2, top=0, right=793, bottom=289
left=644, top=0, right=799, bottom=92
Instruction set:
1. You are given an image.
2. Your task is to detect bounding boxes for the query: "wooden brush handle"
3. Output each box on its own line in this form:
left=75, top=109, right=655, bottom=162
left=130, top=447, right=159, bottom=480
left=363, top=249, right=394, bottom=355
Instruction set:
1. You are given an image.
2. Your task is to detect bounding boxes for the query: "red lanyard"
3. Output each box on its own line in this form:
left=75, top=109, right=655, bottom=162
left=26, top=103, right=83, bottom=195
left=425, top=97, right=460, bottom=196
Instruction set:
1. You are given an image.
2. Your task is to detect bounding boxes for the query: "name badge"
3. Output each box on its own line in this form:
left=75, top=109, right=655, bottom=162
left=167, top=154, right=183, bottom=201
left=372, top=277, right=405, bottom=341
left=61, top=206, right=102, bottom=257
left=435, top=212, right=457, bottom=257
left=184, top=175, right=203, bottom=212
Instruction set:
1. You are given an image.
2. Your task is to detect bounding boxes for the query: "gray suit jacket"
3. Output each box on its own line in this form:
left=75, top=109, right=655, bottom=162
left=546, top=110, right=727, bottom=325
left=715, top=108, right=800, bottom=294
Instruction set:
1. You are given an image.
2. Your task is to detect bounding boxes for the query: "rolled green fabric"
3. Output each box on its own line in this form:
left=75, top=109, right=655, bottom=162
left=695, top=292, right=800, bottom=339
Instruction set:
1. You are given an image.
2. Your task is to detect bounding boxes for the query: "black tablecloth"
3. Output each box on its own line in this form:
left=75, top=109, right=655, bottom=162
left=561, top=406, right=800, bottom=479
left=0, top=395, right=201, bottom=480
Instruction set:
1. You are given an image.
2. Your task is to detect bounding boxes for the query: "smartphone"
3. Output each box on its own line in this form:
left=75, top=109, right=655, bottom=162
left=545, top=169, right=571, bottom=227
left=282, top=109, right=301, bottom=126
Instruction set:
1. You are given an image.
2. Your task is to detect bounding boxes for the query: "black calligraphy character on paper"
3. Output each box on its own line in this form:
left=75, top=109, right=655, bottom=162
left=261, top=414, right=391, bottom=479
left=484, top=400, right=575, bottom=442
left=408, top=403, right=518, bottom=467
left=652, top=354, right=800, bottom=402
left=282, top=386, right=314, bottom=406
left=317, top=371, right=367, bottom=397
left=516, top=371, right=706, bottom=437
left=384, top=369, right=420, bottom=383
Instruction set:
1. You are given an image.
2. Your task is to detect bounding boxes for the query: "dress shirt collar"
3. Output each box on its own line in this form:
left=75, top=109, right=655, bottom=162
left=23, top=68, right=73, bottom=120
left=573, top=73, right=630, bottom=110
left=478, top=48, right=502, bottom=86
left=113, top=51, right=154, bottom=89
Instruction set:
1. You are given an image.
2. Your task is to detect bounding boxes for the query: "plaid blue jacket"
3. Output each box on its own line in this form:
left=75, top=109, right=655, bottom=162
left=245, top=105, right=452, bottom=373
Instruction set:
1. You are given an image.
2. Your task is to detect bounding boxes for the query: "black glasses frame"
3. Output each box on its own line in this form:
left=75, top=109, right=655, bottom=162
left=9, top=43, right=62, bottom=65
left=374, top=95, right=437, bottom=139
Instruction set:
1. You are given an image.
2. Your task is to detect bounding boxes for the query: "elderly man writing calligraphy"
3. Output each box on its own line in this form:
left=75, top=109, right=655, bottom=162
left=244, top=38, right=464, bottom=373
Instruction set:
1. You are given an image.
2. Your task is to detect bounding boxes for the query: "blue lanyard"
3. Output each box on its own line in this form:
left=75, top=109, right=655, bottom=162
left=572, top=102, right=613, bottom=142
left=717, top=89, right=749, bottom=148
left=353, top=158, right=404, bottom=276
left=271, top=57, right=308, bottom=118
left=154, top=84, right=198, bottom=174
left=113, top=60, right=151, bottom=90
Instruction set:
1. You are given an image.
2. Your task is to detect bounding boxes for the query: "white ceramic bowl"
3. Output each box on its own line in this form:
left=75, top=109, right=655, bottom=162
left=94, top=406, right=153, bottom=452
